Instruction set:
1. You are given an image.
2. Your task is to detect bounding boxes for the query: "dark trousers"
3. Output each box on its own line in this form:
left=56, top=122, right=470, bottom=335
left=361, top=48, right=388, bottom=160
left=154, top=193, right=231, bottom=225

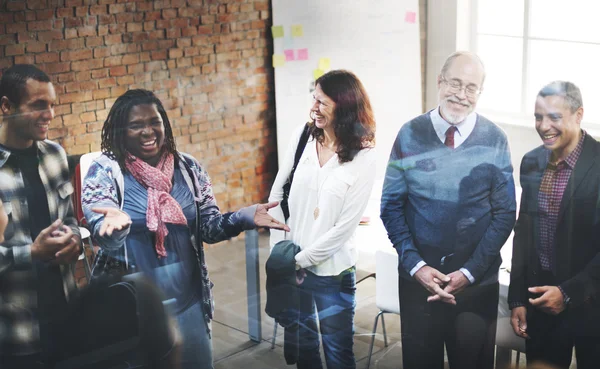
left=526, top=270, right=600, bottom=369
left=399, top=276, right=498, bottom=369
left=296, top=268, right=356, bottom=369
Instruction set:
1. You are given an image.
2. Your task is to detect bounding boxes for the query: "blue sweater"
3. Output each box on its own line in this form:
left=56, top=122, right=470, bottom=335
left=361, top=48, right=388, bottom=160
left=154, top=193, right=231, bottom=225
left=380, top=112, right=516, bottom=285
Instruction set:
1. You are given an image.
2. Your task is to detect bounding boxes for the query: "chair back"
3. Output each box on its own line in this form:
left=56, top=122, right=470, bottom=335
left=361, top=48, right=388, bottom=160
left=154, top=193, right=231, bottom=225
left=80, top=151, right=102, bottom=189
left=375, top=249, right=400, bottom=314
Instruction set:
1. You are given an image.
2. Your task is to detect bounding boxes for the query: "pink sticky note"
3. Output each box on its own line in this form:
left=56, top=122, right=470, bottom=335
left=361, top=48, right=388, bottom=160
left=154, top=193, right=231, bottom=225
left=284, top=49, right=295, bottom=61
left=297, top=48, right=308, bottom=61
left=404, top=11, right=416, bottom=23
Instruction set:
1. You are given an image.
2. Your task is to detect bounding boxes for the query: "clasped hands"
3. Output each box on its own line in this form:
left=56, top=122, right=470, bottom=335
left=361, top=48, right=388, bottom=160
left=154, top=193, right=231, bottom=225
left=31, top=219, right=82, bottom=264
left=414, top=266, right=470, bottom=305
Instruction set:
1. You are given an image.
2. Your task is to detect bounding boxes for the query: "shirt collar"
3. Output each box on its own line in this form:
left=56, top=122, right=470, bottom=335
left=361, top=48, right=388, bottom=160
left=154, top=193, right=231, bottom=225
left=547, top=130, right=586, bottom=169
left=430, top=107, right=477, bottom=140
left=0, top=141, right=43, bottom=169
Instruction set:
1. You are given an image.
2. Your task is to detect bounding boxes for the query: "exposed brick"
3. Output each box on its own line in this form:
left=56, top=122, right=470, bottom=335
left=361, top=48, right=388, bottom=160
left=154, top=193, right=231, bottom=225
left=65, top=17, right=83, bottom=28
left=162, top=9, right=177, bottom=19
left=98, top=14, right=114, bottom=25
left=80, top=111, right=96, bottom=123
left=74, top=6, right=88, bottom=17
left=60, top=90, right=93, bottom=104
left=85, top=36, right=103, bottom=47
left=56, top=7, right=74, bottom=18
left=109, top=65, right=127, bottom=76
left=71, top=58, right=103, bottom=71
left=28, top=20, right=53, bottom=31
left=36, top=9, right=55, bottom=20
left=104, top=55, right=122, bottom=67
left=25, top=41, right=46, bottom=53
left=61, top=49, right=93, bottom=61
left=44, top=62, right=71, bottom=74
left=35, top=52, right=60, bottom=63
left=64, top=28, right=78, bottom=39
left=90, top=5, right=107, bottom=15
left=122, top=53, right=139, bottom=65
left=14, top=55, right=36, bottom=64
left=104, top=34, right=122, bottom=45
left=7, top=23, right=27, bottom=33
left=78, top=26, right=96, bottom=37
left=5, top=44, right=25, bottom=56
left=108, top=3, right=125, bottom=14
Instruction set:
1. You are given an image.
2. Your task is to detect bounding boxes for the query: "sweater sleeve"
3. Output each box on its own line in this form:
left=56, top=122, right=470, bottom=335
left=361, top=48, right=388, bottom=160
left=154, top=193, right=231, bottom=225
left=186, top=156, right=257, bottom=244
left=380, top=129, right=425, bottom=274
left=81, top=160, right=129, bottom=250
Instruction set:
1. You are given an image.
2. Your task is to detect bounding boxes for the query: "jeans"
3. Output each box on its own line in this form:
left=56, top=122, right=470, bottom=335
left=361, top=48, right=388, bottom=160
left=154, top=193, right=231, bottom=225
left=176, top=300, right=214, bottom=369
left=296, top=268, right=356, bottom=369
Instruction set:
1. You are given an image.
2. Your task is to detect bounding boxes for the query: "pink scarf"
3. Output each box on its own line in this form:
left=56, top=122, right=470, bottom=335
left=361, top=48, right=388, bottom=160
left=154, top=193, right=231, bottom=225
left=125, top=152, right=187, bottom=258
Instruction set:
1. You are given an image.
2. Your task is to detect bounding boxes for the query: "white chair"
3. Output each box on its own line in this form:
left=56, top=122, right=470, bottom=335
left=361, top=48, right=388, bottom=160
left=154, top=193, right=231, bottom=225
left=495, top=316, right=526, bottom=368
left=77, top=152, right=102, bottom=281
left=365, top=249, right=400, bottom=369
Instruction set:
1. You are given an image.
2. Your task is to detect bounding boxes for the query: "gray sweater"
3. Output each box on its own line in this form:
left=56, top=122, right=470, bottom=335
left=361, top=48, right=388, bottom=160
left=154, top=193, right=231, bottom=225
left=381, top=112, right=516, bottom=285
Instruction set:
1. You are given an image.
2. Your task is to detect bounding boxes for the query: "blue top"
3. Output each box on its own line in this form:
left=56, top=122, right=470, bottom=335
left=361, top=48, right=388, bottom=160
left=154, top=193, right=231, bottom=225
left=123, top=169, right=199, bottom=314
left=380, top=112, right=517, bottom=285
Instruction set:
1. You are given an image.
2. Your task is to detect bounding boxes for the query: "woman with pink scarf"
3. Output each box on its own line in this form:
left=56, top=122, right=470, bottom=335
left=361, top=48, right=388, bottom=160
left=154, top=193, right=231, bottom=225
left=81, top=89, right=288, bottom=369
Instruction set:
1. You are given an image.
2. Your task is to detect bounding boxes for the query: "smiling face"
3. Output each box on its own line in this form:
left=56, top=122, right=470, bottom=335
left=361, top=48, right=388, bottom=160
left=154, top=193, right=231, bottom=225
left=0, top=79, right=56, bottom=149
left=124, top=103, right=165, bottom=166
left=535, top=95, right=583, bottom=162
left=311, top=84, right=337, bottom=131
left=437, top=55, right=484, bottom=124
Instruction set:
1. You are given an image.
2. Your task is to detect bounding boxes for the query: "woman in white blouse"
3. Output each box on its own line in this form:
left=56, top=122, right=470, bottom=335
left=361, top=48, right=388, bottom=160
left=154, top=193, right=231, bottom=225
left=269, top=70, right=376, bottom=369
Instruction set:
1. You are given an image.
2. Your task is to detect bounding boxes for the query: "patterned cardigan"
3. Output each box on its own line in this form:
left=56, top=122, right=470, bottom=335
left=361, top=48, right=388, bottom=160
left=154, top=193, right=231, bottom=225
left=81, top=152, right=257, bottom=322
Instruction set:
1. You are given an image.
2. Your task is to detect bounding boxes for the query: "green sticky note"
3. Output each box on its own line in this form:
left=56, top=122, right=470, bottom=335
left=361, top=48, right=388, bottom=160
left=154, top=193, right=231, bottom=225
left=271, top=25, right=284, bottom=38
left=318, top=58, right=330, bottom=71
left=291, top=24, right=304, bottom=37
left=313, top=69, right=324, bottom=80
left=273, top=54, right=285, bottom=67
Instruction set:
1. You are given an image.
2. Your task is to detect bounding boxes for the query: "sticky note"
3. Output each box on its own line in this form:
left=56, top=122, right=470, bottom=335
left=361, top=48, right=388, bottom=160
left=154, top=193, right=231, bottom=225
left=313, top=69, right=324, bottom=80
left=284, top=49, right=295, bottom=61
left=318, top=58, right=330, bottom=71
left=273, top=54, right=285, bottom=67
left=404, top=11, right=416, bottom=23
left=297, top=48, right=308, bottom=61
left=271, top=25, right=284, bottom=38
left=291, top=24, right=304, bottom=37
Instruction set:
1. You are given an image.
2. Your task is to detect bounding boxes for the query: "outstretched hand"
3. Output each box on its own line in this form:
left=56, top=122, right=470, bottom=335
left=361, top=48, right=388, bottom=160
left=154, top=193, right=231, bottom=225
left=92, top=207, right=132, bottom=236
left=254, top=201, right=290, bottom=231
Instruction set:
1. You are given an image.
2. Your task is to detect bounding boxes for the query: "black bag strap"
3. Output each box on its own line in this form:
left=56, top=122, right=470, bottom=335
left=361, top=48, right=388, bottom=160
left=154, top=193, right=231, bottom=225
left=289, top=124, right=311, bottom=185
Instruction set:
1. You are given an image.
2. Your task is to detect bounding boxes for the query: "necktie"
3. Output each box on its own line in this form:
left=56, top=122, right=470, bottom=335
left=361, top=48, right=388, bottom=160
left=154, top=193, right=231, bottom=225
left=444, top=126, right=458, bottom=149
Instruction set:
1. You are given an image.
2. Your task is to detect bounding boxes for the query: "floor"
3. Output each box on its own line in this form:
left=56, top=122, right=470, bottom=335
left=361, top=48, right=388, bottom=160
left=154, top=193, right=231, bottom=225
left=206, top=232, right=405, bottom=369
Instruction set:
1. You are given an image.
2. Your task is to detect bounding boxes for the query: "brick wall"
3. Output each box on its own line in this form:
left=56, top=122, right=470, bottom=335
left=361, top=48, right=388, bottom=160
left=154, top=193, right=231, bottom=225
left=0, top=0, right=277, bottom=211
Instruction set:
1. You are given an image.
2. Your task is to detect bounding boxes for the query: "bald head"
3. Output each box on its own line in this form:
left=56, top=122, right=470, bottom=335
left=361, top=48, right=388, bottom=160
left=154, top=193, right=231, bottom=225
left=440, top=51, right=486, bottom=87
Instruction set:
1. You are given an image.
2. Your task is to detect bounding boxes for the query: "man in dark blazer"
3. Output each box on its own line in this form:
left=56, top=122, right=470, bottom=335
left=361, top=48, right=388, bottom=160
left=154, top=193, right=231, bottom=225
left=508, top=81, right=600, bottom=369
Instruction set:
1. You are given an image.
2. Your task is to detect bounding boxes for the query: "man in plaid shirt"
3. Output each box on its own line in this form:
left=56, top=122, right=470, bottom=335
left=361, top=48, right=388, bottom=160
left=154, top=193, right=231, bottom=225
left=0, top=64, right=81, bottom=368
left=508, top=81, right=600, bottom=369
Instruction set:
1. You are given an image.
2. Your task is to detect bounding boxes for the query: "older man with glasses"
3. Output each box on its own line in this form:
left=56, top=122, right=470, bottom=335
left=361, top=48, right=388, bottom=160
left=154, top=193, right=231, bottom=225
left=380, top=51, right=516, bottom=369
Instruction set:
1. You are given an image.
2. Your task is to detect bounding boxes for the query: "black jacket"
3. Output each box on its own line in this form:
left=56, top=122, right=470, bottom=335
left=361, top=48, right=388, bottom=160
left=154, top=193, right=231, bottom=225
left=508, top=134, right=600, bottom=335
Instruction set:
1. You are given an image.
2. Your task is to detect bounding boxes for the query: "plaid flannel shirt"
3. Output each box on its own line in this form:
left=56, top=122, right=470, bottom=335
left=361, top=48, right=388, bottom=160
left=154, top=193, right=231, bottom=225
left=0, top=140, right=79, bottom=356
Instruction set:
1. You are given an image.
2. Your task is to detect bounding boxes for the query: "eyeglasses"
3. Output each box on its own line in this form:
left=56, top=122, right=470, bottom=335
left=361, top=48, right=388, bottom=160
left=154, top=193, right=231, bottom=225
left=441, top=76, right=482, bottom=98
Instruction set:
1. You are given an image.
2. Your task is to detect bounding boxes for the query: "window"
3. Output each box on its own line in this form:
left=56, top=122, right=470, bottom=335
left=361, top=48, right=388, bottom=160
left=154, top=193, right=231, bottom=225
left=472, top=0, right=600, bottom=126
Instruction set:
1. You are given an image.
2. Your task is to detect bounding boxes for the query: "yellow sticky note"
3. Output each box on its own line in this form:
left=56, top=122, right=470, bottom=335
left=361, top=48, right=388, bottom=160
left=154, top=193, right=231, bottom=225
left=273, top=54, right=285, bottom=67
left=271, top=25, right=284, bottom=38
left=313, top=69, right=324, bottom=80
left=318, top=58, right=330, bottom=71
left=291, top=24, right=304, bottom=37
